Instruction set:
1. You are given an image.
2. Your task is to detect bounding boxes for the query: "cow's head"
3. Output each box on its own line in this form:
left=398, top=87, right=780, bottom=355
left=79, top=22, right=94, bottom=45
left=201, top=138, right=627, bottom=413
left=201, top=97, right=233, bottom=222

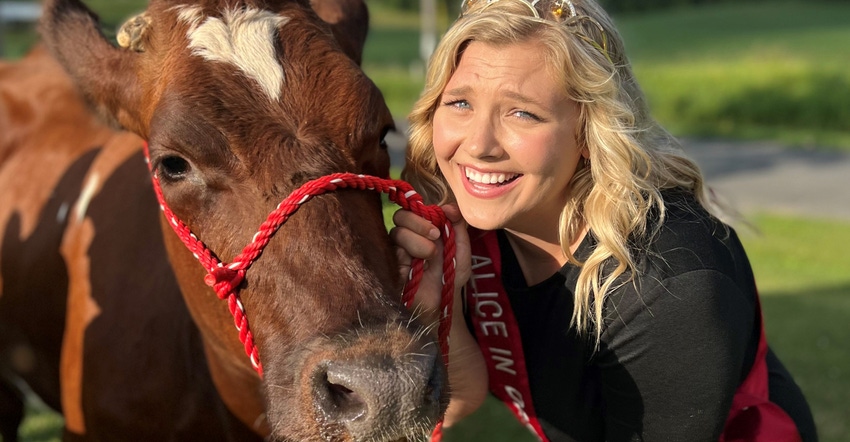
left=39, top=1, right=446, bottom=440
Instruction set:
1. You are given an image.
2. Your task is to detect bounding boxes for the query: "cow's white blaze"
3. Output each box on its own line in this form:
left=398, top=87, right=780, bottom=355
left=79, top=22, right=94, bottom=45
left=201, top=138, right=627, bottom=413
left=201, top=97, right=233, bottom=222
left=181, top=7, right=289, bottom=101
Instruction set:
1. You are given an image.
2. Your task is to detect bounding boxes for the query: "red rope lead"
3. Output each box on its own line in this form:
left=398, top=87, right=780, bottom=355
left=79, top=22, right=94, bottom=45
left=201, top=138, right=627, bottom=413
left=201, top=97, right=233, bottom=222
left=142, top=147, right=455, bottom=437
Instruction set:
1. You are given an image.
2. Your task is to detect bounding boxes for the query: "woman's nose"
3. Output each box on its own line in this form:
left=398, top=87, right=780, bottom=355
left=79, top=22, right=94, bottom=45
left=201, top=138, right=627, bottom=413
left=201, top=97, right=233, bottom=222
left=462, top=116, right=504, bottom=159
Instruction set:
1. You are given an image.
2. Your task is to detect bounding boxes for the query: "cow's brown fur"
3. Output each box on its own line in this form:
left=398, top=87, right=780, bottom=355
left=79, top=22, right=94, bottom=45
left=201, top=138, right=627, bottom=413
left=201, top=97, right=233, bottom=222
left=0, top=1, right=446, bottom=441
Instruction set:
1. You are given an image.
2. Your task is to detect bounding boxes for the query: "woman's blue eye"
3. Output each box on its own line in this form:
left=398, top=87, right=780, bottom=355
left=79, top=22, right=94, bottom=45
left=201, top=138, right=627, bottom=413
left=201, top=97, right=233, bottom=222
left=514, top=110, right=542, bottom=121
left=444, top=99, right=470, bottom=109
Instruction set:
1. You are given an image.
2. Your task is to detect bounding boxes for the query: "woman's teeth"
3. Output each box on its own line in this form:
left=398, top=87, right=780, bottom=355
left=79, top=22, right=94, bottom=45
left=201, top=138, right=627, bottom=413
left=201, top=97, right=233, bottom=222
left=465, top=169, right=519, bottom=185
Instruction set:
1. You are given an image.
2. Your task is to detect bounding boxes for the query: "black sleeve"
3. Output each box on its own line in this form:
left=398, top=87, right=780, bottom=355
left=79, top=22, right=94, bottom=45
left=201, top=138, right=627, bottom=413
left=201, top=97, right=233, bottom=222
left=597, top=269, right=756, bottom=441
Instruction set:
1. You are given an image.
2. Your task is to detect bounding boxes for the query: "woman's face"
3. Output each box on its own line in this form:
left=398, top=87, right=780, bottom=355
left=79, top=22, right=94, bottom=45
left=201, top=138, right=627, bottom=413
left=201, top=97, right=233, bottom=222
left=433, top=40, right=584, bottom=235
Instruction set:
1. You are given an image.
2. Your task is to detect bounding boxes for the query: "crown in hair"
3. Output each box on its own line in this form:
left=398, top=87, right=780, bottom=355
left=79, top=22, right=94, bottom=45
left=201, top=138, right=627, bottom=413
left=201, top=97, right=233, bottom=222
left=460, top=0, right=611, bottom=63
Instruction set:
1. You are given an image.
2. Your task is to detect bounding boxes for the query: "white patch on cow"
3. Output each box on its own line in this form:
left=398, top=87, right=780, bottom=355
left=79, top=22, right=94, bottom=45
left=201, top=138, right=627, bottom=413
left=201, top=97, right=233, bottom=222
left=174, top=4, right=205, bottom=33
left=75, top=173, right=100, bottom=223
left=57, top=202, right=69, bottom=224
left=186, top=7, right=290, bottom=101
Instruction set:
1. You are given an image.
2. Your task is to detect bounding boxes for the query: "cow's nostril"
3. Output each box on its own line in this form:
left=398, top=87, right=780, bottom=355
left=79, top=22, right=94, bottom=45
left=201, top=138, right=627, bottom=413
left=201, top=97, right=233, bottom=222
left=326, top=378, right=366, bottom=421
left=314, top=366, right=370, bottom=424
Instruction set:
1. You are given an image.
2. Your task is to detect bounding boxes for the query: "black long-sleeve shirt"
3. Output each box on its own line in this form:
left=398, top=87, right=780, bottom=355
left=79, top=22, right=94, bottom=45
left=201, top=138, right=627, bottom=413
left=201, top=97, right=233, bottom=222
left=489, top=191, right=816, bottom=441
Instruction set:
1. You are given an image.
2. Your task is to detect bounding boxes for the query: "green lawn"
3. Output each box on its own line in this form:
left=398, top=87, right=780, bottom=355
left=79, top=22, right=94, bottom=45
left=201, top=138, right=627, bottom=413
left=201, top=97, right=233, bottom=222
left=738, top=214, right=850, bottom=442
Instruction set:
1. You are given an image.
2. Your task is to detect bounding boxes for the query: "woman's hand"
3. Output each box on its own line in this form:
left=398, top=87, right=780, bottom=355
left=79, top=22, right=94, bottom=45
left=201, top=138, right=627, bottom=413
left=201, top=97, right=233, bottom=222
left=391, top=204, right=471, bottom=311
left=390, top=204, right=487, bottom=426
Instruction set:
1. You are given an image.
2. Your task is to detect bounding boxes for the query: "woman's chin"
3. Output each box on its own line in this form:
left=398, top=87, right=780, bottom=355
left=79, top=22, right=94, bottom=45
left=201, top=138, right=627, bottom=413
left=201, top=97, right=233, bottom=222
left=457, top=206, right=508, bottom=232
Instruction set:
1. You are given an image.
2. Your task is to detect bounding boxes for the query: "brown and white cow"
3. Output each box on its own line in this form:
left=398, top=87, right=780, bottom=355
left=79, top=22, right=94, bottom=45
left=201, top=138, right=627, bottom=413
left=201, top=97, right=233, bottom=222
left=0, top=0, right=446, bottom=441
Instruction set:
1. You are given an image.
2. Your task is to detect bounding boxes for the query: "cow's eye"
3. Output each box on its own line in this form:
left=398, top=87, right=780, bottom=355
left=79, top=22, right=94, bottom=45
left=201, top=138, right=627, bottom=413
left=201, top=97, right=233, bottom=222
left=158, top=155, right=191, bottom=181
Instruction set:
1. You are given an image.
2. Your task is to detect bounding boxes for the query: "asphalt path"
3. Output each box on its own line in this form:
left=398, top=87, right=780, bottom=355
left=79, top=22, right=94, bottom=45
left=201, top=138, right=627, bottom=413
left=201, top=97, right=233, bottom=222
left=385, top=124, right=850, bottom=222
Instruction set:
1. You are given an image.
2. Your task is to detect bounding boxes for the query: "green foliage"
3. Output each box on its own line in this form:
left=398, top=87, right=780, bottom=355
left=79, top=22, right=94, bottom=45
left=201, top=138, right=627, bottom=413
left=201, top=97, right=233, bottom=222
left=615, top=2, right=850, bottom=149
left=0, top=26, right=38, bottom=59
left=369, top=0, right=461, bottom=16
left=635, top=60, right=850, bottom=149
left=19, top=400, right=61, bottom=442
left=601, top=0, right=732, bottom=13
left=369, top=0, right=420, bottom=12
left=0, top=0, right=146, bottom=58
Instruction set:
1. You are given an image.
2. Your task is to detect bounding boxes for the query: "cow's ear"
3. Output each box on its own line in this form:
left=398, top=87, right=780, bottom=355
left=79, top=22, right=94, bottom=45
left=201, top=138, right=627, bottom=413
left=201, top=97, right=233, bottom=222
left=310, top=0, right=369, bottom=65
left=39, top=0, right=146, bottom=135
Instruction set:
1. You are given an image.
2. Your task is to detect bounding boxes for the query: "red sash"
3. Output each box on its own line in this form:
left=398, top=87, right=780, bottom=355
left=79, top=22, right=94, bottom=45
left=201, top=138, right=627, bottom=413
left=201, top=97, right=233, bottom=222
left=466, top=229, right=549, bottom=441
left=466, top=230, right=801, bottom=442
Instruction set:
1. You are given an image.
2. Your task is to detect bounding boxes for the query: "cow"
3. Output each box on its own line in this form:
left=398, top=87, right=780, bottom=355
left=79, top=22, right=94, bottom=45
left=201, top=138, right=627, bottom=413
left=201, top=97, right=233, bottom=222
left=0, top=0, right=447, bottom=441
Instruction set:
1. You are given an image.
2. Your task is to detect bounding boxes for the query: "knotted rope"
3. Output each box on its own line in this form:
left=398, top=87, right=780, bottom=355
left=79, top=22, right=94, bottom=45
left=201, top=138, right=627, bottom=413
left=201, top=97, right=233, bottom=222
left=141, top=146, right=455, bottom=410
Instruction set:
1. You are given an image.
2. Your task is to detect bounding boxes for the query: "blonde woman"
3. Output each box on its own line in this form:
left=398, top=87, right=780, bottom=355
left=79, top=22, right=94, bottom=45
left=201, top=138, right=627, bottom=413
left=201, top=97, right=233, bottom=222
left=390, top=0, right=815, bottom=440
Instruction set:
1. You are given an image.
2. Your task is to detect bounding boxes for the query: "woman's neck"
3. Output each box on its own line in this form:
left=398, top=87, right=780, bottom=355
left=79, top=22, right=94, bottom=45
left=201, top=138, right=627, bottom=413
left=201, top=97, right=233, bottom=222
left=504, top=225, right=587, bottom=287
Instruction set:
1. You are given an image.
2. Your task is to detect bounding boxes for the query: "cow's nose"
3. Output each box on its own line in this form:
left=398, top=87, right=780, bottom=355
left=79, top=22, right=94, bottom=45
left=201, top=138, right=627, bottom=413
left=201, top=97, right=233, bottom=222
left=312, top=350, right=445, bottom=439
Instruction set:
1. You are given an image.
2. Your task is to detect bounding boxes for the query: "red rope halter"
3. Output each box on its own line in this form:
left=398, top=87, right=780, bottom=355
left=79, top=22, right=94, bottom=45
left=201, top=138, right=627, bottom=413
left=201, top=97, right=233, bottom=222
left=141, top=143, right=455, bottom=390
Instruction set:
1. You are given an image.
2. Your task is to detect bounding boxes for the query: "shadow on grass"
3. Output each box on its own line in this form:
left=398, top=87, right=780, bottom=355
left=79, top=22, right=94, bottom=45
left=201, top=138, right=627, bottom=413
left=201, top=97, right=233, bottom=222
left=761, top=283, right=850, bottom=442
left=442, top=395, right=538, bottom=442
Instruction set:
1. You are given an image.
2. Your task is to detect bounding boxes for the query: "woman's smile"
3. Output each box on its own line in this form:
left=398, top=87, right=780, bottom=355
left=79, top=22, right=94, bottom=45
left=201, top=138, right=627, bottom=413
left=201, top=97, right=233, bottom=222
left=460, top=165, right=522, bottom=198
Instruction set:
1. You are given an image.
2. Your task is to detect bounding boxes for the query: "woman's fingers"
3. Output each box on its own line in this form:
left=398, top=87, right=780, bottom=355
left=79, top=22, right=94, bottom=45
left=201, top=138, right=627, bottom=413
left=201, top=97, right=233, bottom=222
left=393, top=209, right=440, bottom=240
left=389, top=225, right=439, bottom=260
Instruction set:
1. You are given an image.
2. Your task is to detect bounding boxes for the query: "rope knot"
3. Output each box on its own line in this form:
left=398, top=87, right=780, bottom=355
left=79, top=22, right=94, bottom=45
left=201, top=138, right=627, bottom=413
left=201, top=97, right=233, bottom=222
left=204, top=267, right=244, bottom=296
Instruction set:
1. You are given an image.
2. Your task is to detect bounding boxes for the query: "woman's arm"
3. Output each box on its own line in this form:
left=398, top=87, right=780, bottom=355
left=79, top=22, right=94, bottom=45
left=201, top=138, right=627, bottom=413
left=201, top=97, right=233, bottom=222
left=390, top=204, right=488, bottom=426
left=599, top=270, right=756, bottom=441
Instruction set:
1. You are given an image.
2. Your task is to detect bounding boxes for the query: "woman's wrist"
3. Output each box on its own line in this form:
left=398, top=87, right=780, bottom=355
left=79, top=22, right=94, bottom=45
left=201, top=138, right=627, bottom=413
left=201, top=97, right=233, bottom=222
left=442, top=286, right=488, bottom=427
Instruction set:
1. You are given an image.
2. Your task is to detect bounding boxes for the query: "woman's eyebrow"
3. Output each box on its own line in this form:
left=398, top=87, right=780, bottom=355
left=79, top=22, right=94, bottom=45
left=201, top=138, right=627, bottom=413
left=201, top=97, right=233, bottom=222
left=502, top=90, right=542, bottom=106
left=442, top=85, right=472, bottom=97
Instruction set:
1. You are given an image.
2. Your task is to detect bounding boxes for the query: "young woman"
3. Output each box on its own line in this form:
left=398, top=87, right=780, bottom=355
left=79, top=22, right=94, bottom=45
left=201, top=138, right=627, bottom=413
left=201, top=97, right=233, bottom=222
left=390, top=0, right=816, bottom=440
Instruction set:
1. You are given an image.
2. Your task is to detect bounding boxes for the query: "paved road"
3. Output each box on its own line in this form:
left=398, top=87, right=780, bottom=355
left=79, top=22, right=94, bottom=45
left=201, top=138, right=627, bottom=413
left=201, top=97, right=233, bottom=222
left=682, top=139, right=850, bottom=222
left=385, top=125, right=850, bottom=222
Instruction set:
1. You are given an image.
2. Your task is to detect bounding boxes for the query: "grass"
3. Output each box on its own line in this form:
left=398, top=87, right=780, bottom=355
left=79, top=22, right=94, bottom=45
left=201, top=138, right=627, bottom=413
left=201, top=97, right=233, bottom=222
left=741, top=214, right=850, bottom=442
left=19, top=399, right=61, bottom=442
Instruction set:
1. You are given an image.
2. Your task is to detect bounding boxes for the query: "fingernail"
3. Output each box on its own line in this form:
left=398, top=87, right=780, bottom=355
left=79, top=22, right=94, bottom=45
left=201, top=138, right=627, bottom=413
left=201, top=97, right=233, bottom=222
left=428, top=227, right=440, bottom=240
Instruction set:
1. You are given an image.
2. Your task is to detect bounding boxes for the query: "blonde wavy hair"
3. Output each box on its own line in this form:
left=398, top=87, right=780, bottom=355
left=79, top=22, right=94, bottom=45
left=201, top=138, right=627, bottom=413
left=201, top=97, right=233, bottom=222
left=403, top=0, right=724, bottom=344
